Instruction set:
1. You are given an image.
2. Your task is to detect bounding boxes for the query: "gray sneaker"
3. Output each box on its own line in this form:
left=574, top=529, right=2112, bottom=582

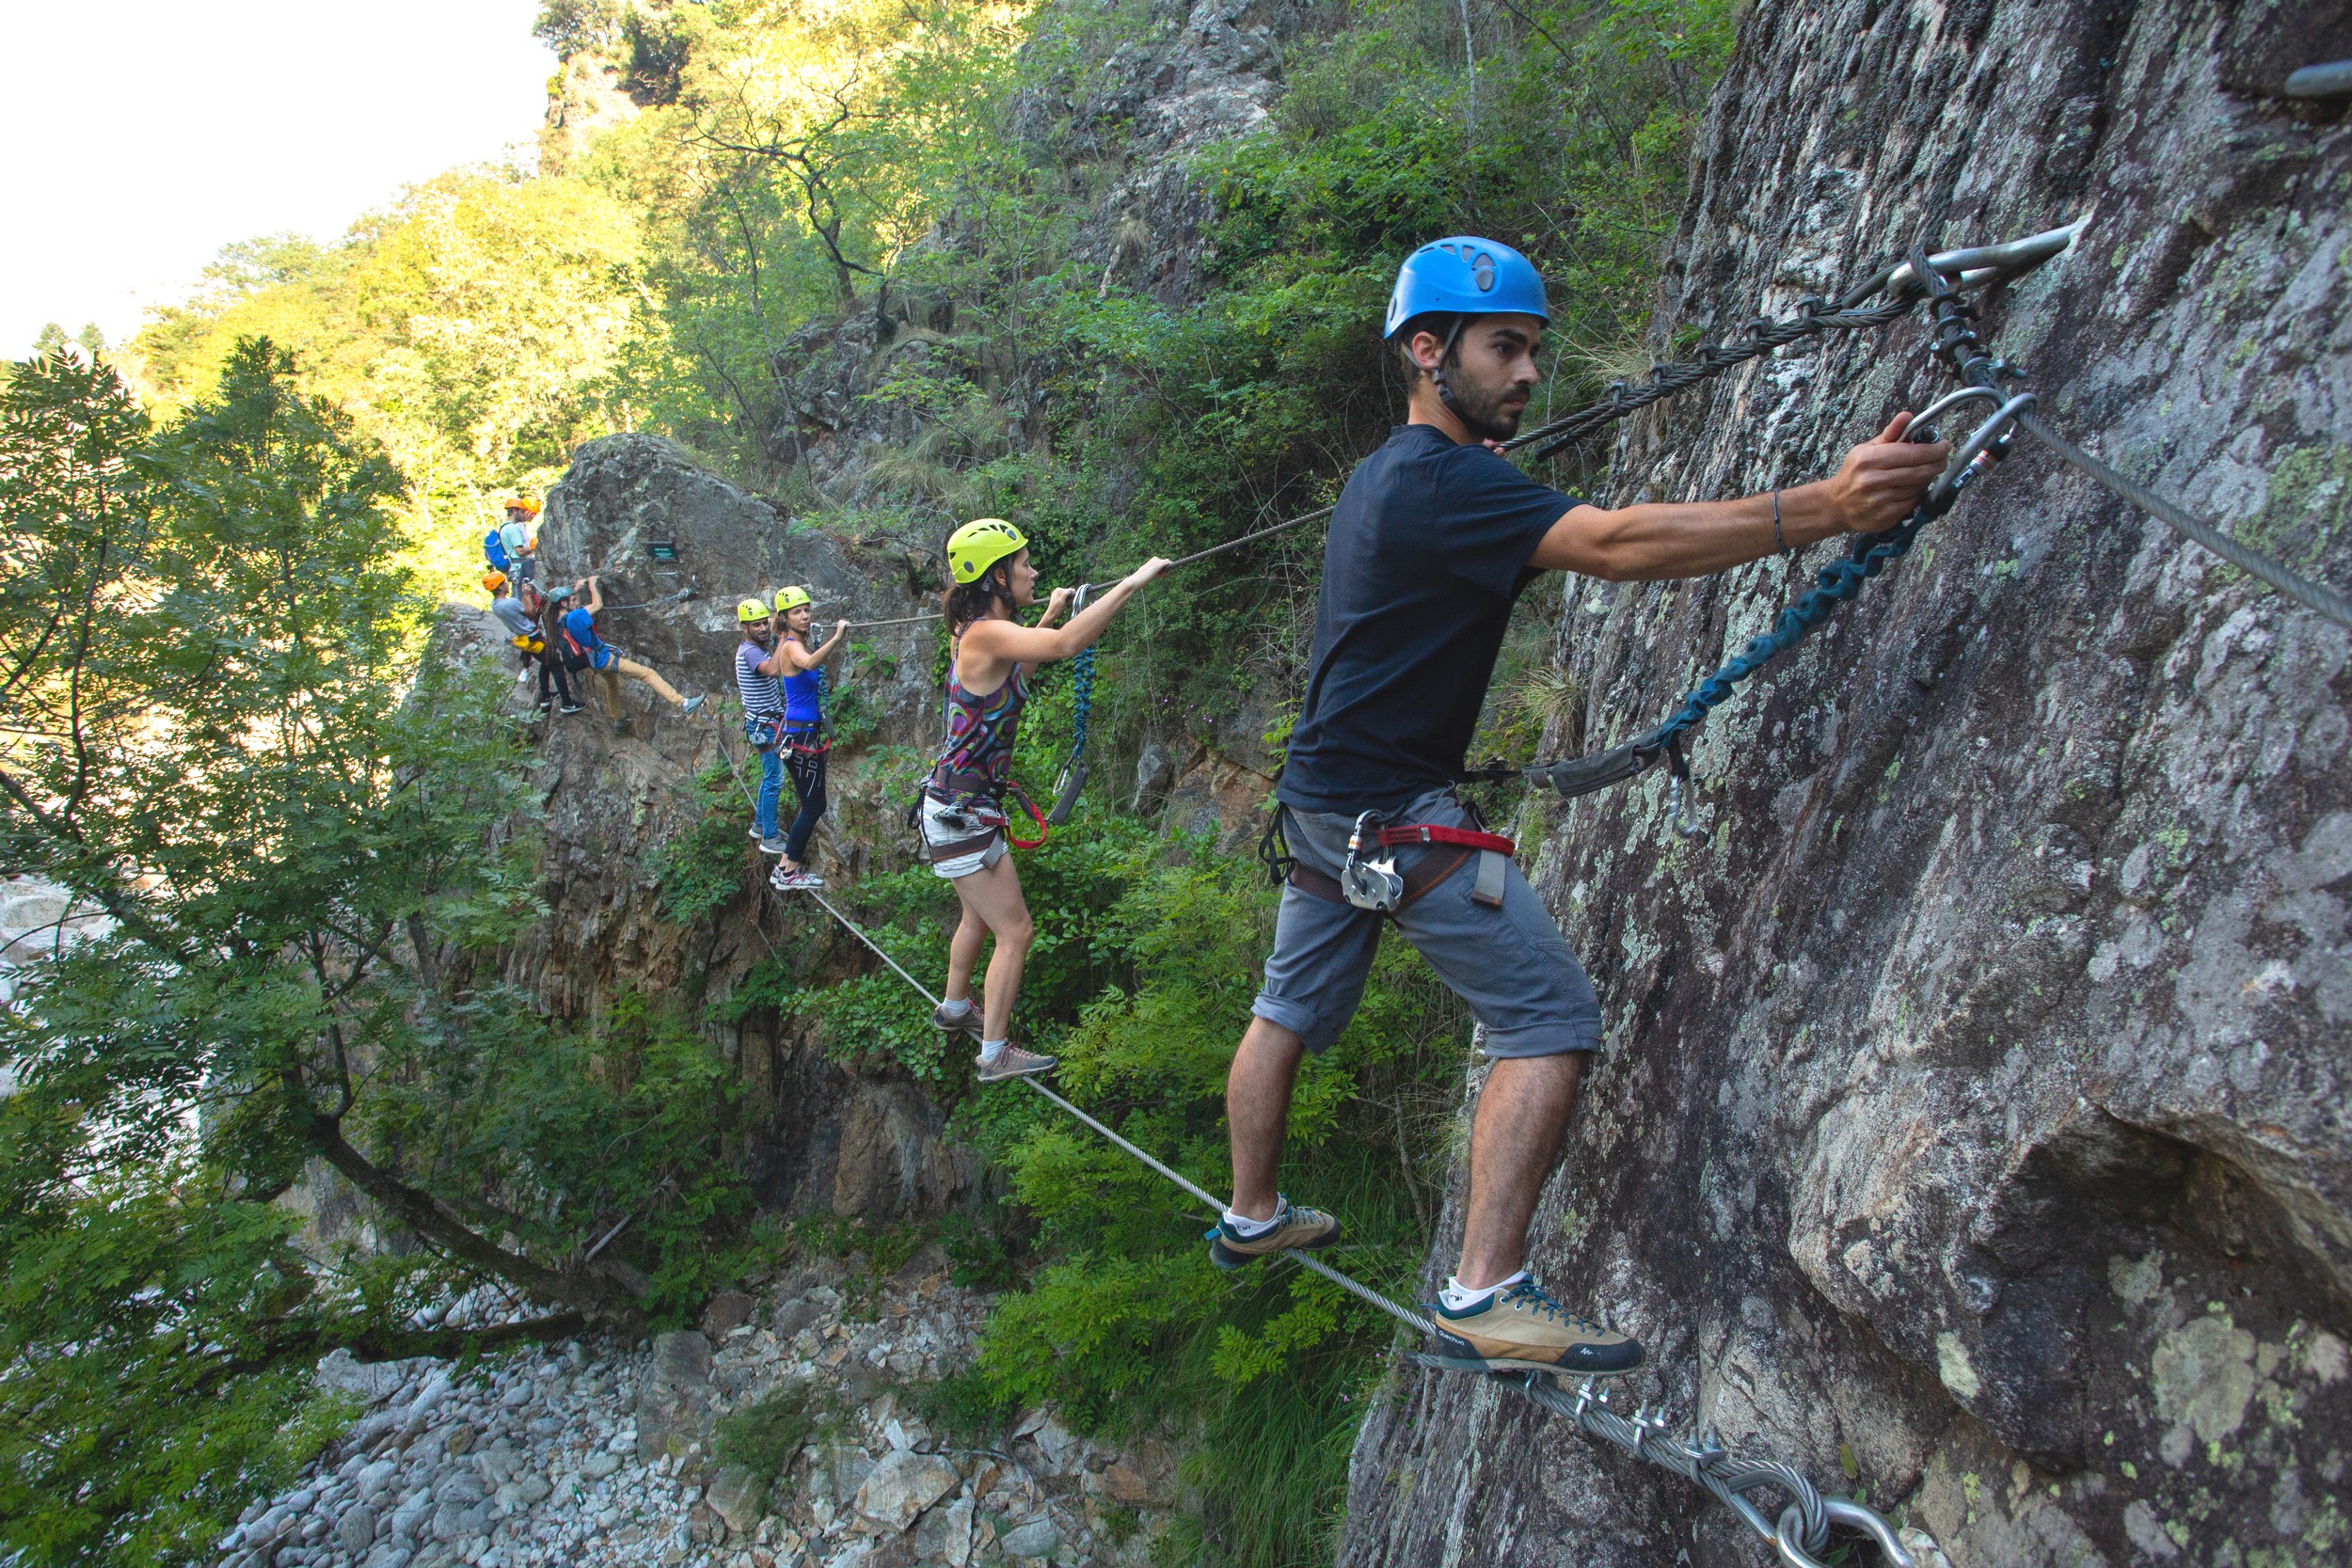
left=749, top=832, right=787, bottom=854
left=976, top=1043, right=1056, bottom=1083
left=769, top=866, right=825, bottom=891
left=932, top=1001, right=985, bottom=1039
left=681, top=694, right=707, bottom=715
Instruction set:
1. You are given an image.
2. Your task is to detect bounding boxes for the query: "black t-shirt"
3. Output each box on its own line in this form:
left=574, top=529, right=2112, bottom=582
left=1278, top=424, right=1578, bottom=813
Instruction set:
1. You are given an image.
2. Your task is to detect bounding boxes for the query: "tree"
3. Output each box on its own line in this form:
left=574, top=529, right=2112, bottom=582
left=0, top=341, right=731, bottom=1564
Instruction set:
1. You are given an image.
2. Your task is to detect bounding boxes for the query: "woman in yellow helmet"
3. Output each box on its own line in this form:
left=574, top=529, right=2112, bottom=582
left=739, top=586, right=845, bottom=884
left=922, top=518, right=1168, bottom=1081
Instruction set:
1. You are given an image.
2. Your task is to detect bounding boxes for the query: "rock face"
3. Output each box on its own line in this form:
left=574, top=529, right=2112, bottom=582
left=1342, top=3, right=2349, bottom=1566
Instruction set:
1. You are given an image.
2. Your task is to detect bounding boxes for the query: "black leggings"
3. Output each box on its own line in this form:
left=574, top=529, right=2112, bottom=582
left=536, top=653, right=574, bottom=707
left=785, top=746, right=827, bottom=864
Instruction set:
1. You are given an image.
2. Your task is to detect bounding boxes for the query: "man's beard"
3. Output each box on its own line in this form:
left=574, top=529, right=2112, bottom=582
left=1443, top=369, right=1527, bottom=442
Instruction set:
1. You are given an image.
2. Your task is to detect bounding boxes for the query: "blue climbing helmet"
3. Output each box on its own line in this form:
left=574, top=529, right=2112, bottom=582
left=1383, top=236, right=1550, bottom=341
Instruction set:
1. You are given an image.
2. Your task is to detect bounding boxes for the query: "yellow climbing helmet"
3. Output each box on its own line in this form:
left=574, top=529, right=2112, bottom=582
left=946, top=517, right=1027, bottom=584
left=771, top=585, right=813, bottom=612
left=737, top=597, right=772, bottom=624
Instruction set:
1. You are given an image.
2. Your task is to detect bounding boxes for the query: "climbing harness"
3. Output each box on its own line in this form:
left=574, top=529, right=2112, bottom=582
left=1047, top=587, right=1095, bottom=826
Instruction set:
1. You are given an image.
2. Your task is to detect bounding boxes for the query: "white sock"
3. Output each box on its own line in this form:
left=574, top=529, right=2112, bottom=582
left=977, top=1038, right=1007, bottom=1065
left=1438, top=1269, right=1528, bottom=1312
left=940, top=997, right=974, bottom=1016
left=1222, top=1197, right=1286, bottom=1238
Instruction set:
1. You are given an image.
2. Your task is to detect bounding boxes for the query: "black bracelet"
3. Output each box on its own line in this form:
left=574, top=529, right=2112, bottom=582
left=1772, top=489, right=1791, bottom=558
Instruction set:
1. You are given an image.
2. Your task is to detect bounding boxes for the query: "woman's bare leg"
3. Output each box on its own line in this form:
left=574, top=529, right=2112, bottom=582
left=951, top=853, right=1032, bottom=1041
left=945, top=900, right=987, bottom=1006
left=614, top=657, right=686, bottom=707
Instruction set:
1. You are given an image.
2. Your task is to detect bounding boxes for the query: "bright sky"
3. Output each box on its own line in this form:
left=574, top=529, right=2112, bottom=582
left=0, top=0, right=556, bottom=356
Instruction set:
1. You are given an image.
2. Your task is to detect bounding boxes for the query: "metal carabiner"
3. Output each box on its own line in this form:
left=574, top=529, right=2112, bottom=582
left=1662, top=737, right=1706, bottom=839
left=1341, top=810, right=1406, bottom=912
left=1926, top=391, right=2039, bottom=511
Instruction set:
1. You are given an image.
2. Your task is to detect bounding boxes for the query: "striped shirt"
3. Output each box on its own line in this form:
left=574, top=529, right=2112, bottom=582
left=737, top=640, right=785, bottom=716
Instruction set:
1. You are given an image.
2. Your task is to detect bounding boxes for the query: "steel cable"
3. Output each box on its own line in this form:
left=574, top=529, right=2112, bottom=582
left=2015, top=410, right=2352, bottom=632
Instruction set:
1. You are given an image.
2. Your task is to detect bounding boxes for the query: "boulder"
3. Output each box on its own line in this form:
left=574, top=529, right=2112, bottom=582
left=701, top=1290, right=758, bottom=1338
left=706, top=1462, right=768, bottom=1537
left=996, top=1518, right=1057, bottom=1560
left=336, top=1505, right=377, bottom=1555
left=634, top=1329, right=714, bottom=1461
left=913, top=1496, right=974, bottom=1566
left=851, top=1449, right=959, bottom=1534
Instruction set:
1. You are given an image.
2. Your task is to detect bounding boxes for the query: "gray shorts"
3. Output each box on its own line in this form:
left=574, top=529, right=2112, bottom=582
left=1251, top=787, right=1600, bottom=1058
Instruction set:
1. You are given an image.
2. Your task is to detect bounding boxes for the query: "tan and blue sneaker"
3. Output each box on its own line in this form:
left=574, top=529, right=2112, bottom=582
left=1427, top=1278, right=1644, bottom=1377
left=1204, top=1196, right=1342, bottom=1271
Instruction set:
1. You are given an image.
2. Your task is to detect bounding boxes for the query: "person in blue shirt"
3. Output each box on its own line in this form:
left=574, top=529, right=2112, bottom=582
left=1212, top=237, right=1950, bottom=1384
left=761, top=585, right=846, bottom=890
left=557, top=576, right=705, bottom=728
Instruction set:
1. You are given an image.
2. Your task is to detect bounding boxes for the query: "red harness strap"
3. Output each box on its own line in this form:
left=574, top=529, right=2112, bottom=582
left=1374, top=823, right=1516, bottom=855
left=1005, top=791, right=1049, bottom=850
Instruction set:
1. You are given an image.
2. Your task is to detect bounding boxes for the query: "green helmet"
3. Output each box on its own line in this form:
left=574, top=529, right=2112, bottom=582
left=737, top=597, right=772, bottom=624
left=771, top=585, right=813, bottom=612
left=946, top=518, right=1026, bottom=585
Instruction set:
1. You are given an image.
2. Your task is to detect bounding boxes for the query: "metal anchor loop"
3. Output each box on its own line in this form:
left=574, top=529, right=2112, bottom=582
left=1664, top=769, right=1706, bottom=839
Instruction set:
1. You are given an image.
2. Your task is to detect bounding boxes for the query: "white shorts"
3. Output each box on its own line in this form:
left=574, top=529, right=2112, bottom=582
left=919, top=793, right=1009, bottom=880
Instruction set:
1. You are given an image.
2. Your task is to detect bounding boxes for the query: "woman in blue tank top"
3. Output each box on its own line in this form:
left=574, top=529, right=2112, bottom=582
left=765, top=586, right=845, bottom=889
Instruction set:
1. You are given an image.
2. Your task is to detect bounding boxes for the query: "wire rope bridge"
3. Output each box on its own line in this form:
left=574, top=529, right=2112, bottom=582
left=714, top=691, right=1925, bottom=1568
left=701, top=219, right=2351, bottom=1567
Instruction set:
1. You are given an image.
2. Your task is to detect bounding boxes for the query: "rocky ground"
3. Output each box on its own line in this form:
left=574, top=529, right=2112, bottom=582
left=211, top=1248, right=1181, bottom=1568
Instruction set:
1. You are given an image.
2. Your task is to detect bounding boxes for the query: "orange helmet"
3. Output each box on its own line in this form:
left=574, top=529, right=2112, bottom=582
left=503, top=496, right=541, bottom=518
left=483, top=569, right=509, bottom=594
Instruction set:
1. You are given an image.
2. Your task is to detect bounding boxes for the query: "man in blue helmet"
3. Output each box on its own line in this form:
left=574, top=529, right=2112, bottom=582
left=1211, top=236, right=1950, bottom=1377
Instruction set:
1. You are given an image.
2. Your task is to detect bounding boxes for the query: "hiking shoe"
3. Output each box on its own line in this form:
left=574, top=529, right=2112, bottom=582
left=932, top=1001, right=985, bottom=1039
left=559, top=702, right=583, bottom=715
left=975, top=1043, right=1056, bottom=1083
left=1205, top=1196, right=1341, bottom=1271
left=769, top=866, right=825, bottom=891
left=681, top=694, right=707, bottom=715
left=748, top=830, right=789, bottom=854
left=1426, top=1279, right=1644, bottom=1378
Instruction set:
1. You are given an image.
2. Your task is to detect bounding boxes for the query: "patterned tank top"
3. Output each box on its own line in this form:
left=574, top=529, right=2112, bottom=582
left=928, top=657, right=1028, bottom=801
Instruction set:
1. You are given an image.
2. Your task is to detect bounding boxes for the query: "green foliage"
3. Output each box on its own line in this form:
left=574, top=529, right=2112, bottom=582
left=714, top=1386, right=820, bottom=1478
left=652, top=762, right=758, bottom=922
left=131, top=174, right=644, bottom=596
left=0, top=346, right=760, bottom=1559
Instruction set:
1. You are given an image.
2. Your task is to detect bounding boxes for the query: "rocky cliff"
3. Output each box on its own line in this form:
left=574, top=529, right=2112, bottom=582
left=1341, top=2, right=2350, bottom=1565
left=446, top=433, right=969, bottom=1222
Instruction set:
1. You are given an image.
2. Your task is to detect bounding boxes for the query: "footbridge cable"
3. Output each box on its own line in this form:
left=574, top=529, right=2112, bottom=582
left=688, top=717, right=1922, bottom=1567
